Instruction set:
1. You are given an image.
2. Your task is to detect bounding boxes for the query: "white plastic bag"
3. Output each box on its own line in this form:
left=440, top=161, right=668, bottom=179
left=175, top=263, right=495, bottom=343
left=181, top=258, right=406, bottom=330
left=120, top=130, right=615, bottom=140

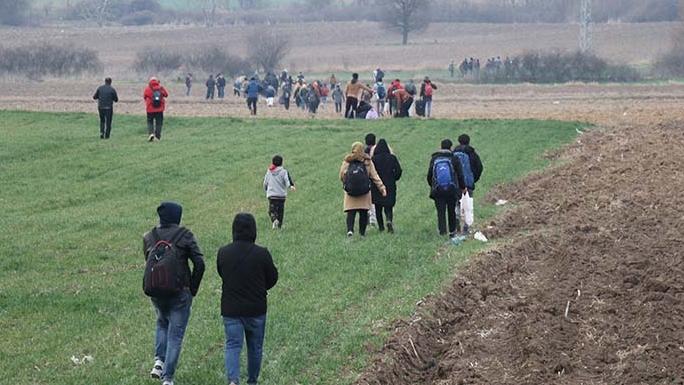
left=460, top=192, right=474, bottom=226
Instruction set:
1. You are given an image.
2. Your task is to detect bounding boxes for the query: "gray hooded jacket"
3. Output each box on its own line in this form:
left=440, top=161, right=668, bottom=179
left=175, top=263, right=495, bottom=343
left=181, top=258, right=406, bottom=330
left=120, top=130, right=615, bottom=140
left=263, top=166, right=292, bottom=199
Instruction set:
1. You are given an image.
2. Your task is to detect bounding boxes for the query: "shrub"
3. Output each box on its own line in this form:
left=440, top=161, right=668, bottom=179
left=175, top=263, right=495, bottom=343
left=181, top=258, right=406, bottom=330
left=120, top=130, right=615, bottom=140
left=0, top=44, right=103, bottom=78
left=479, top=51, right=640, bottom=84
left=120, top=10, right=156, bottom=25
left=185, top=46, right=252, bottom=76
left=655, top=50, right=684, bottom=77
left=133, top=50, right=184, bottom=74
left=0, top=0, right=30, bottom=26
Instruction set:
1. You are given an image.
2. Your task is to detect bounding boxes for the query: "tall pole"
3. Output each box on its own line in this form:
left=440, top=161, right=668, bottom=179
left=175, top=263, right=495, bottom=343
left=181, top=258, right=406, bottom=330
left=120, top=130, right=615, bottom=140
left=579, top=0, right=592, bottom=53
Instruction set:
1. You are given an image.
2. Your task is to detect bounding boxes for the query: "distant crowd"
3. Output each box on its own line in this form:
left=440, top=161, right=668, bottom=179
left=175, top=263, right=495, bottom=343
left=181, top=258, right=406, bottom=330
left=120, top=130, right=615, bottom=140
left=448, top=56, right=515, bottom=80
left=182, top=68, right=439, bottom=119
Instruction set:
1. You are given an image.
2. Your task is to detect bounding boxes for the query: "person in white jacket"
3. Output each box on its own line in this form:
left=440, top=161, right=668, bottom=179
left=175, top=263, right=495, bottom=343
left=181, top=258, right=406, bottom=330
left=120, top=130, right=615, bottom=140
left=263, top=155, right=296, bottom=229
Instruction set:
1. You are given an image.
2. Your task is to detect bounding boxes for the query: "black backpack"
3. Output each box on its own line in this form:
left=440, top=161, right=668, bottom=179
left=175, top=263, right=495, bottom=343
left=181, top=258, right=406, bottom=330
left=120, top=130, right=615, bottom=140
left=344, top=160, right=371, bottom=196
left=143, top=227, right=188, bottom=298
left=152, top=89, right=162, bottom=108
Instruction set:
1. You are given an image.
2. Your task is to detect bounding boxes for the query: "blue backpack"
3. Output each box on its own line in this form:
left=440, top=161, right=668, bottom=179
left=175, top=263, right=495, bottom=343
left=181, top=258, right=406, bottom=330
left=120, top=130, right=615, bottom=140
left=454, top=151, right=474, bottom=189
left=432, top=157, right=457, bottom=195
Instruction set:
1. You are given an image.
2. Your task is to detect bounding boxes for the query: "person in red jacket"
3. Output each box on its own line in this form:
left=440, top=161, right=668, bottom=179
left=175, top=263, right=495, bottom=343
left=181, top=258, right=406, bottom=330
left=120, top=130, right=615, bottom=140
left=143, top=77, right=169, bottom=142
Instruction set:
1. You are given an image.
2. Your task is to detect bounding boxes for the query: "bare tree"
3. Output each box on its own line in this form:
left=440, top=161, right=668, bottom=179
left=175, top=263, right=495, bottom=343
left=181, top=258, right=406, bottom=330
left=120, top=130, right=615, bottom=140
left=248, top=29, right=290, bottom=73
left=379, top=0, right=430, bottom=45
left=74, top=0, right=114, bottom=26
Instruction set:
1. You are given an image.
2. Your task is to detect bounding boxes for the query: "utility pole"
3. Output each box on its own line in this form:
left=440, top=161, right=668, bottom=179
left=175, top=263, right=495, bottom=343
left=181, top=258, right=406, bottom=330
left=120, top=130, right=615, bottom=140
left=579, top=0, right=592, bottom=52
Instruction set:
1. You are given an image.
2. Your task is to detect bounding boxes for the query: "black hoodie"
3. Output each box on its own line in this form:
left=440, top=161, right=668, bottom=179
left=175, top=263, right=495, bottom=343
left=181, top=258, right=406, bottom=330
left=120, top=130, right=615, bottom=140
left=217, top=213, right=279, bottom=317
left=143, top=202, right=206, bottom=296
left=453, top=144, right=483, bottom=185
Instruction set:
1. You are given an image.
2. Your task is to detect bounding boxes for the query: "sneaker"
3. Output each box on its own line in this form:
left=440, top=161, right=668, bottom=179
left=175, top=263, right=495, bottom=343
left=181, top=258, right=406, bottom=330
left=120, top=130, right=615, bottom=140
left=272, top=219, right=280, bottom=229
left=148, top=134, right=155, bottom=142
left=150, top=360, right=163, bottom=379
left=347, top=231, right=353, bottom=237
left=162, top=381, right=173, bottom=385
left=387, top=222, right=394, bottom=233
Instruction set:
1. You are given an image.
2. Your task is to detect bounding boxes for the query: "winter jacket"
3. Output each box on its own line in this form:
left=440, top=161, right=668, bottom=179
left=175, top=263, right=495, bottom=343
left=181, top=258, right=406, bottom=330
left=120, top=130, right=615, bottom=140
left=206, top=78, right=216, bottom=88
left=419, top=81, right=438, bottom=100
left=263, top=166, right=293, bottom=199
left=93, top=84, right=119, bottom=109
left=143, top=202, right=205, bottom=296
left=339, top=152, right=386, bottom=211
left=143, top=78, right=168, bottom=113
left=217, top=76, right=226, bottom=88
left=426, top=149, right=466, bottom=200
left=246, top=80, right=262, bottom=98
left=265, top=86, right=276, bottom=98
left=332, top=88, right=343, bottom=103
left=371, top=141, right=402, bottom=207
left=453, top=144, right=484, bottom=187
left=217, top=213, right=278, bottom=317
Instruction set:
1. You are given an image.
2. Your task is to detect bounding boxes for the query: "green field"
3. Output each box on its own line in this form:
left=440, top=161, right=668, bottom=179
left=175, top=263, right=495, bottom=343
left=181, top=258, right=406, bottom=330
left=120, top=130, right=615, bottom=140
left=0, top=111, right=582, bottom=385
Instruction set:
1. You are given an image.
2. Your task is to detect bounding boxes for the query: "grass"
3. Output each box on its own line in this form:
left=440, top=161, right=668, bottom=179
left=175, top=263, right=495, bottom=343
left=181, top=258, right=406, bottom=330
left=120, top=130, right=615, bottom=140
left=0, top=110, right=583, bottom=385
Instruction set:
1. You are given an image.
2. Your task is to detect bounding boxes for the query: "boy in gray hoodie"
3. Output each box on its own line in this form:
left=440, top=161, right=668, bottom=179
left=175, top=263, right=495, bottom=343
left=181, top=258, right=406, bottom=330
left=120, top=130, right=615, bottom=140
left=263, top=155, right=296, bottom=229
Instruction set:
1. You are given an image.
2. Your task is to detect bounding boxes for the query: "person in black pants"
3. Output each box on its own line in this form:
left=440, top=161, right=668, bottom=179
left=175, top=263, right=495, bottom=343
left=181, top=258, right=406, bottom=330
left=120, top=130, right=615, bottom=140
left=93, top=77, right=118, bottom=139
left=371, top=139, right=402, bottom=233
left=427, top=139, right=466, bottom=237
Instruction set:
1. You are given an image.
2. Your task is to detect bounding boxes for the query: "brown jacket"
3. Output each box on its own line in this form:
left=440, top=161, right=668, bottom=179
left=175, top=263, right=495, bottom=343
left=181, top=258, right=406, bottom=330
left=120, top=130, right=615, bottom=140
left=345, top=81, right=372, bottom=100
left=339, top=152, right=386, bottom=211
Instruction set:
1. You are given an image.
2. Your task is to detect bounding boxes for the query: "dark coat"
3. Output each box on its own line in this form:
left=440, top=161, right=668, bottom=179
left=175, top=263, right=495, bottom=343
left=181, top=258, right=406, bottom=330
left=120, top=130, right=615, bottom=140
left=371, top=141, right=402, bottom=206
left=142, top=202, right=205, bottom=296
left=426, top=149, right=466, bottom=199
left=93, top=84, right=118, bottom=109
left=453, top=144, right=483, bottom=186
left=217, top=213, right=278, bottom=317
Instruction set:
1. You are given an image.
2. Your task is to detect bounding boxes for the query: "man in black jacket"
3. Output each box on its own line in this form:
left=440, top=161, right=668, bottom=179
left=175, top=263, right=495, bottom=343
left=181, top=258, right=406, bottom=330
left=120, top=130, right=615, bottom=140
left=217, top=213, right=278, bottom=385
left=143, top=202, right=205, bottom=385
left=92, top=77, right=118, bottom=139
left=427, top=139, right=466, bottom=237
left=453, top=134, right=484, bottom=193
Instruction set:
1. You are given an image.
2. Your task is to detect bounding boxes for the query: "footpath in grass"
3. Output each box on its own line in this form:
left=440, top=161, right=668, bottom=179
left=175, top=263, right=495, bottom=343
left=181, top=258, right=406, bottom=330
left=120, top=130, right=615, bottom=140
left=0, top=111, right=583, bottom=385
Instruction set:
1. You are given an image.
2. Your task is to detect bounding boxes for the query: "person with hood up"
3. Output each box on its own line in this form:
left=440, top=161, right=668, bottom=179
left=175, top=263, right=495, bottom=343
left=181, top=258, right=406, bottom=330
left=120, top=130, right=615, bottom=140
left=344, top=73, right=373, bottom=119
left=427, top=139, right=467, bottom=237
left=263, top=155, right=296, bottom=229
left=371, top=139, right=402, bottom=233
left=143, top=202, right=205, bottom=385
left=143, top=77, right=169, bottom=141
left=339, top=142, right=387, bottom=237
left=245, top=77, right=263, bottom=116
left=217, top=213, right=278, bottom=385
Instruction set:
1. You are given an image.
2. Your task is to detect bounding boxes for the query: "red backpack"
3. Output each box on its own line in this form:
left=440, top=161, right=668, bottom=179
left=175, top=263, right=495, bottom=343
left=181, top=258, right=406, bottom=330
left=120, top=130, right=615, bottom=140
left=424, top=82, right=433, bottom=97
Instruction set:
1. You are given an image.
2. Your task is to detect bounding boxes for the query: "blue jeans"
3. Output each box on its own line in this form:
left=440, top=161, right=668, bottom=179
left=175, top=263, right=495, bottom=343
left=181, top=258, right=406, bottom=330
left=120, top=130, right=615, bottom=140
left=152, top=289, right=193, bottom=381
left=223, top=315, right=267, bottom=385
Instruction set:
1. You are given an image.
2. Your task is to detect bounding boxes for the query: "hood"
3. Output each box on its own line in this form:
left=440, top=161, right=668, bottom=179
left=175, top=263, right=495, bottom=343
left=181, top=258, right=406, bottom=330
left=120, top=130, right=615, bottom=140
left=454, top=144, right=475, bottom=155
left=232, top=213, right=257, bottom=243
left=431, top=149, right=453, bottom=158
left=149, top=78, right=160, bottom=88
left=374, top=139, right=391, bottom=156
left=157, top=201, right=182, bottom=226
left=268, top=165, right=284, bottom=175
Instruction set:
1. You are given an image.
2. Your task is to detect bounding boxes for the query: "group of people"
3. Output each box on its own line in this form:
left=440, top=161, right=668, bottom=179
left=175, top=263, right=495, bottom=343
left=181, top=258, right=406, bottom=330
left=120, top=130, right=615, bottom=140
left=448, top=56, right=513, bottom=81
left=141, top=131, right=483, bottom=385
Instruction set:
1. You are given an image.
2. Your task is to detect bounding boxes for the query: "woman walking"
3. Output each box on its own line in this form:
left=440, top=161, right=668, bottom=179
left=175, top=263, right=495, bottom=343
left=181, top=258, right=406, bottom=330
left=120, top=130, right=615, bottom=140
left=340, top=142, right=386, bottom=237
left=371, top=139, right=402, bottom=233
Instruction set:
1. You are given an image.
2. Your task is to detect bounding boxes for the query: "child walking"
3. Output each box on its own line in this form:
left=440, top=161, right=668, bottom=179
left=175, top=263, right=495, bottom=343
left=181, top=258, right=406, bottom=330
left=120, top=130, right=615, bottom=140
left=263, top=155, right=296, bottom=229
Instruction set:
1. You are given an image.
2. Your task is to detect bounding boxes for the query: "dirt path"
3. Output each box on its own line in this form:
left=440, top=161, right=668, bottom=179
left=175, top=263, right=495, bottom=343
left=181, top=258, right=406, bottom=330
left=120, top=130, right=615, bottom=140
left=353, top=121, right=684, bottom=384
left=1, top=81, right=683, bottom=126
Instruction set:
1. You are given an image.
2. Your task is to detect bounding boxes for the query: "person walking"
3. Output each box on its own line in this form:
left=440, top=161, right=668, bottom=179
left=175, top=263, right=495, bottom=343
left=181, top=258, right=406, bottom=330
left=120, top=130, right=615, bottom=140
left=206, top=75, right=216, bottom=100
left=332, top=84, right=343, bottom=114
left=281, top=78, right=292, bottom=110
left=427, top=139, right=466, bottom=237
left=143, top=201, right=205, bottom=385
left=340, top=142, right=386, bottom=237
left=216, top=73, right=226, bottom=99
left=143, top=77, right=169, bottom=141
left=419, top=76, right=438, bottom=118
left=246, top=77, right=262, bottom=116
left=263, top=155, right=296, bottom=229
left=185, top=73, right=193, bottom=96
left=344, top=73, right=373, bottom=119
left=453, top=134, right=484, bottom=234
left=373, top=80, right=387, bottom=117
left=92, top=77, right=118, bottom=139
left=217, top=213, right=278, bottom=385
left=371, top=139, right=402, bottom=233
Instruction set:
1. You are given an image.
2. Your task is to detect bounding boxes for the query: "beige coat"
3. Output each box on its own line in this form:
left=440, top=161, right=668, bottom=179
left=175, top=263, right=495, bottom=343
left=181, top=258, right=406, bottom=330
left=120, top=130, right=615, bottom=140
left=339, top=152, right=386, bottom=211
